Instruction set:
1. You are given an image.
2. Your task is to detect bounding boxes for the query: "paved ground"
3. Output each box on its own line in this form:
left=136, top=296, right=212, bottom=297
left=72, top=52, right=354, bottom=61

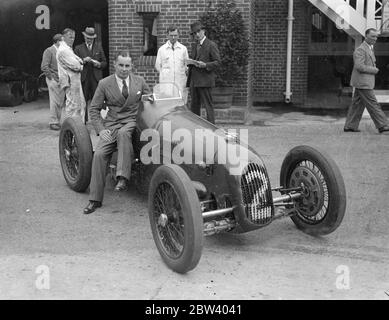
left=0, top=97, right=389, bottom=300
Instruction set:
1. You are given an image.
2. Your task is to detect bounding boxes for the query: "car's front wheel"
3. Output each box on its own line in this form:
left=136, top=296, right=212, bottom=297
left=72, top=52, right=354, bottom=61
left=280, top=145, right=346, bottom=236
left=148, top=164, right=203, bottom=273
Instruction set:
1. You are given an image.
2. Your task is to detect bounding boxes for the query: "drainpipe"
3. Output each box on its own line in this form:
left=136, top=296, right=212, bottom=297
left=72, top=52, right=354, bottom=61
left=284, top=0, right=294, bottom=103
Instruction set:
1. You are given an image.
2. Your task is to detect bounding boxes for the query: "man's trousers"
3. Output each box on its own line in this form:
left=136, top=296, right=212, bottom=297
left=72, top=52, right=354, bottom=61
left=62, top=73, right=86, bottom=123
left=345, top=88, right=388, bottom=130
left=89, top=121, right=136, bottom=203
left=81, top=75, right=99, bottom=122
left=46, top=78, right=65, bottom=125
left=190, top=86, right=215, bottom=124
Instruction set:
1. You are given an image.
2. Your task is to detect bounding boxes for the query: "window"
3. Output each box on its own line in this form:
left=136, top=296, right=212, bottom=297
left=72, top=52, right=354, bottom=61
left=142, top=13, right=158, bottom=56
left=311, top=10, right=328, bottom=43
left=311, top=9, right=349, bottom=43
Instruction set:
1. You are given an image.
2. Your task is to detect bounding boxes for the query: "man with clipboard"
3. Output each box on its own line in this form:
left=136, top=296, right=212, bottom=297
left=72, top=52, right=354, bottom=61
left=186, top=21, right=221, bottom=124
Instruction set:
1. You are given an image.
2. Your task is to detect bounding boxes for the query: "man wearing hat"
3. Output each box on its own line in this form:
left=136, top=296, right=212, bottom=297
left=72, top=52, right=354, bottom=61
left=186, top=21, right=220, bottom=124
left=41, top=33, right=65, bottom=130
left=74, top=27, right=107, bottom=121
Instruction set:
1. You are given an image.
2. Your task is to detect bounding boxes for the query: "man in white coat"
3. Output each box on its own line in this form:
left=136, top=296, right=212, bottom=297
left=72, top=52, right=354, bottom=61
left=57, top=28, right=86, bottom=121
left=155, top=26, right=189, bottom=103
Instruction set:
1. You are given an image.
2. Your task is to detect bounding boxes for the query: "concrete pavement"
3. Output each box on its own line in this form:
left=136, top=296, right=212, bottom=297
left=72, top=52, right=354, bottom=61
left=1, top=96, right=389, bottom=300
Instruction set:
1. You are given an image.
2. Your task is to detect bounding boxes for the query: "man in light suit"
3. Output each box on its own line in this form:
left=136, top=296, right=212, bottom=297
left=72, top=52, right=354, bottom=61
left=41, top=33, right=65, bottom=130
left=74, top=27, right=107, bottom=122
left=344, top=28, right=389, bottom=134
left=57, top=28, right=86, bottom=121
left=83, top=51, right=151, bottom=214
left=187, top=21, right=221, bottom=124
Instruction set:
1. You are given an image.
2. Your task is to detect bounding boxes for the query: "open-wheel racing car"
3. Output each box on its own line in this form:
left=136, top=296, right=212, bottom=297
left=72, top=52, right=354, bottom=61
left=59, top=83, right=346, bottom=274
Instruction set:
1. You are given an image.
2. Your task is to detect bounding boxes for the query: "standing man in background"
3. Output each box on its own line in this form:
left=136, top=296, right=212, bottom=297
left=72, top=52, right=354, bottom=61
left=187, top=21, right=220, bottom=124
left=155, top=26, right=189, bottom=103
left=41, top=33, right=65, bottom=130
left=74, top=27, right=107, bottom=122
left=57, top=28, right=86, bottom=121
left=344, top=28, right=389, bottom=134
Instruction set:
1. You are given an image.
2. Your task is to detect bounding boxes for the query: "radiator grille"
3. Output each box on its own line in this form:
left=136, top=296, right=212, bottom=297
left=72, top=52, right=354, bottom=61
left=240, top=162, right=273, bottom=225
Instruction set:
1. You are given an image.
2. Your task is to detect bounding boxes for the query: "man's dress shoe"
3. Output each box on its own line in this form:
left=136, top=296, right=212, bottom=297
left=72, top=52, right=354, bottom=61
left=343, top=127, right=360, bottom=132
left=50, top=124, right=61, bottom=131
left=378, top=126, right=389, bottom=133
left=114, top=178, right=128, bottom=192
left=83, top=201, right=102, bottom=214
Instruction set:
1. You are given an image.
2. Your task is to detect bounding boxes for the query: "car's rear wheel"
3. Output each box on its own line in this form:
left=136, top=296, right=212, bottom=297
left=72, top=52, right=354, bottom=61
left=59, top=117, right=93, bottom=192
left=148, top=164, right=203, bottom=273
left=280, top=146, right=346, bottom=236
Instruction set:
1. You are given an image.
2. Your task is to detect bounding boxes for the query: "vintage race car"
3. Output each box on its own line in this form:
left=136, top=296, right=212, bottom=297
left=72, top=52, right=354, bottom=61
left=59, top=83, right=346, bottom=274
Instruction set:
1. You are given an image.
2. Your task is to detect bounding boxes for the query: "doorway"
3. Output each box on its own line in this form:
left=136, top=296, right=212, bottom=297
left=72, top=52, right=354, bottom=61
left=0, top=0, right=109, bottom=77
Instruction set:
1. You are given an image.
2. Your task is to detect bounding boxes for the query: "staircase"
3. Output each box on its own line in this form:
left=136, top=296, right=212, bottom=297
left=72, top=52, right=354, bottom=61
left=307, top=0, right=384, bottom=39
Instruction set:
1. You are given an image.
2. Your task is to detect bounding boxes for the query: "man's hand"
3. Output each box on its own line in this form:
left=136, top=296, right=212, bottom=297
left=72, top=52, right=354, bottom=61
left=373, top=67, right=379, bottom=74
left=93, top=60, right=101, bottom=68
left=83, top=57, right=92, bottom=63
left=99, top=129, right=114, bottom=143
left=197, top=61, right=207, bottom=69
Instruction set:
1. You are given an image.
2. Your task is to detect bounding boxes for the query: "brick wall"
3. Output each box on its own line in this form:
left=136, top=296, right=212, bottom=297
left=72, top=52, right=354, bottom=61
left=107, top=0, right=251, bottom=106
left=232, top=0, right=251, bottom=106
left=252, top=0, right=309, bottom=105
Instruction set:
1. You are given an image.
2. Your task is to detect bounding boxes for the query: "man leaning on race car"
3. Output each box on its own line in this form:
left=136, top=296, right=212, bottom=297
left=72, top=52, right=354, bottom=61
left=83, top=51, right=151, bottom=215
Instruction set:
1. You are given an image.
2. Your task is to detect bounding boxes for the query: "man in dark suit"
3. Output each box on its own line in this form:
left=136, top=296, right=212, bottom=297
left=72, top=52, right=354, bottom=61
left=83, top=51, right=151, bottom=214
left=187, top=21, right=221, bottom=124
left=344, top=28, right=389, bottom=134
left=74, top=27, right=107, bottom=121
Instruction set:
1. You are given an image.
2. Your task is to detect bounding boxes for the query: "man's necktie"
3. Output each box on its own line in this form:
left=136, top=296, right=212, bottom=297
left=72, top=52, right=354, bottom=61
left=122, top=80, right=129, bottom=99
left=196, top=43, right=201, bottom=59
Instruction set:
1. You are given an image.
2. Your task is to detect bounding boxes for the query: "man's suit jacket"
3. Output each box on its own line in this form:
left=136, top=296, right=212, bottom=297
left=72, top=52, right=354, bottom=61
left=41, top=45, right=59, bottom=82
left=350, top=41, right=378, bottom=90
left=74, top=42, right=107, bottom=82
left=187, top=37, right=221, bottom=88
left=89, top=74, right=150, bottom=133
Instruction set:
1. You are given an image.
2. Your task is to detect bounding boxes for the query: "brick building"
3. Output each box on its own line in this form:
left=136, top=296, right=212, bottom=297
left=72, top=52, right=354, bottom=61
left=2, top=0, right=389, bottom=112
left=108, top=0, right=309, bottom=110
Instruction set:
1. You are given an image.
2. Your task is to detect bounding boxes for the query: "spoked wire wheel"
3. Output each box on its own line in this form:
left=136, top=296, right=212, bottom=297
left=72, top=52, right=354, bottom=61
left=62, top=131, right=79, bottom=181
left=148, top=165, right=203, bottom=273
left=59, top=117, right=93, bottom=192
left=280, top=146, right=346, bottom=235
left=153, top=182, right=185, bottom=259
left=288, top=160, right=329, bottom=224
